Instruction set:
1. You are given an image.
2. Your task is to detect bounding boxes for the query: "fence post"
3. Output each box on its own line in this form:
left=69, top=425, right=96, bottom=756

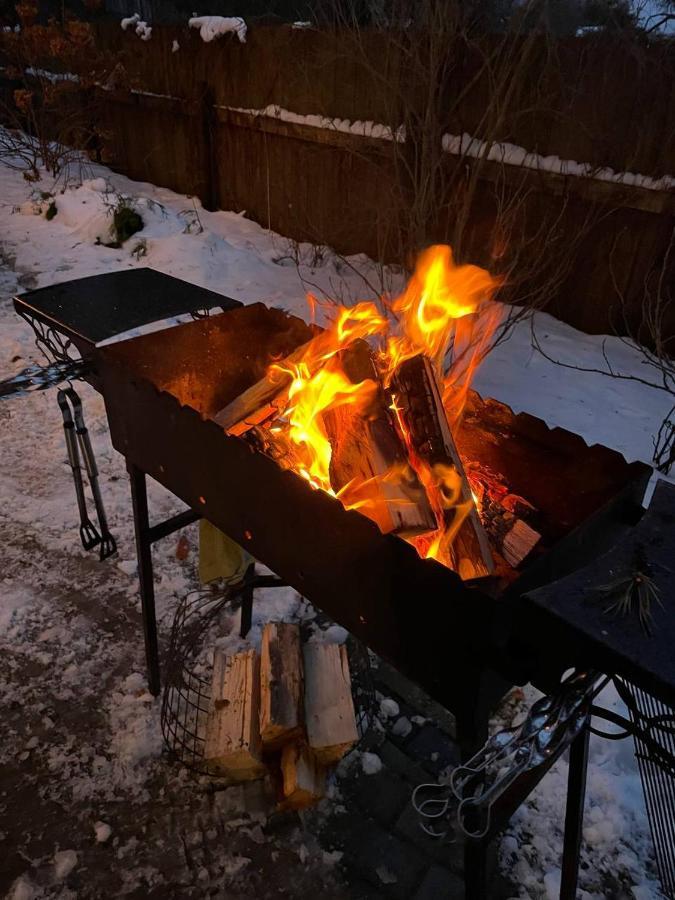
left=199, top=82, right=219, bottom=212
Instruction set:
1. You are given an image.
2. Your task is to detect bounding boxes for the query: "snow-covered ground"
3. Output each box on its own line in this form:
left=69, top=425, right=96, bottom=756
left=0, top=151, right=669, bottom=899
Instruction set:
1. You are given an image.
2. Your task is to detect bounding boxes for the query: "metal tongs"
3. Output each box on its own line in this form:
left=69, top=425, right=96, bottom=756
left=412, top=670, right=603, bottom=840
left=0, top=359, right=88, bottom=398
left=57, top=387, right=117, bottom=560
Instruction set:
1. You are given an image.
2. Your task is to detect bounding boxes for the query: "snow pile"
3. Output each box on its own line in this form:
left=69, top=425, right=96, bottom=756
left=189, top=16, right=247, bottom=44
left=120, top=13, right=152, bottom=41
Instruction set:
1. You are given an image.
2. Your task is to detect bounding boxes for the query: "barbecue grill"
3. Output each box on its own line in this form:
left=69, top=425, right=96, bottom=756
left=8, top=268, right=675, bottom=900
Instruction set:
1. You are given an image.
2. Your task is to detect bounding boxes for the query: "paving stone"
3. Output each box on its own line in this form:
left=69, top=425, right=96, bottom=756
left=374, top=662, right=457, bottom=739
left=403, top=724, right=460, bottom=776
left=414, top=864, right=465, bottom=900
left=340, top=765, right=411, bottom=827
left=376, top=740, right=433, bottom=789
left=393, top=803, right=464, bottom=873
left=322, top=812, right=429, bottom=900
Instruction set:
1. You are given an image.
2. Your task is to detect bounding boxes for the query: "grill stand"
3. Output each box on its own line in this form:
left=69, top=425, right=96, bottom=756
left=127, top=464, right=275, bottom=697
left=127, top=463, right=201, bottom=696
left=560, top=726, right=590, bottom=899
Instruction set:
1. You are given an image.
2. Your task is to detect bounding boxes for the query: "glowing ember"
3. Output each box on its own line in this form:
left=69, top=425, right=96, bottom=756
left=246, top=245, right=500, bottom=572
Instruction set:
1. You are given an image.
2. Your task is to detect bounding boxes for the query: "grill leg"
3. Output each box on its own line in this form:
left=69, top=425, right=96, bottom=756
left=560, top=726, right=590, bottom=900
left=457, top=709, right=490, bottom=900
left=127, top=463, right=161, bottom=697
left=239, top=562, right=255, bottom=638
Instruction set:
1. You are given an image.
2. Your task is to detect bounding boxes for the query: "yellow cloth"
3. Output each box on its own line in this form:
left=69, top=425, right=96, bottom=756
left=199, top=520, right=252, bottom=584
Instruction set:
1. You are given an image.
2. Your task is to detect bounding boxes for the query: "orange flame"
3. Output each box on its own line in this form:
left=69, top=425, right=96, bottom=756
left=242, top=245, right=500, bottom=574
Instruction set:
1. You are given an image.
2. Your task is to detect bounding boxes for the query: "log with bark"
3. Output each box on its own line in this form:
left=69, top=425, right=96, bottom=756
left=391, top=354, right=494, bottom=579
left=259, top=622, right=303, bottom=750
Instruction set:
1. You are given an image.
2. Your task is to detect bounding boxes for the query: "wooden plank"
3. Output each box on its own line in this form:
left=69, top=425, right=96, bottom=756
left=259, top=622, right=303, bottom=750
left=303, top=642, right=358, bottom=765
left=392, top=355, right=494, bottom=579
left=204, top=649, right=265, bottom=780
left=280, top=742, right=326, bottom=809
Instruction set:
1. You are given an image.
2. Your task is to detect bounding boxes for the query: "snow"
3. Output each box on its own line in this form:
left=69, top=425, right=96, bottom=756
left=361, top=752, right=383, bottom=775
left=94, top=821, right=112, bottom=842
left=221, top=104, right=673, bottom=193
left=189, top=15, right=247, bottom=44
left=0, top=141, right=669, bottom=898
left=53, top=849, right=78, bottom=879
left=120, top=14, right=152, bottom=41
left=222, top=104, right=405, bottom=142
left=391, top=716, right=412, bottom=738
left=441, top=132, right=675, bottom=193
left=379, top=697, right=400, bottom=718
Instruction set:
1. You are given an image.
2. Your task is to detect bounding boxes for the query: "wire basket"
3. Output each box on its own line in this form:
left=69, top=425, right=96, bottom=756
left=160, top=578, right=376, bottom=777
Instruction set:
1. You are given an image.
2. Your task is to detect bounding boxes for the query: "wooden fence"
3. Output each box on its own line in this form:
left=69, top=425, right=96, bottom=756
left=3, top=22, right=675, bottom=337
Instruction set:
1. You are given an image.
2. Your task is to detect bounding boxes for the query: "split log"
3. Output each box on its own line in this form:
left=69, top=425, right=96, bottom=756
left=280, top=742, right=326, bottom=809
left=322, top=341, right=436, bottom=538
left=391, top=355, right=494, bottom=579
left=212, top=335, right=318, bottom=434
left=480, top=495, right=540, bottom=567
left=204, top=649, right=265, bottom=780
left=259, top=623, right=303, bottom=750
left=303, top=642, right=358, bottom=764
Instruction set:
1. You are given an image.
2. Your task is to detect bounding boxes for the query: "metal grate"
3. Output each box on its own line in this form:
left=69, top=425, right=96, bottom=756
left=618, top=679, right=675, bottom=899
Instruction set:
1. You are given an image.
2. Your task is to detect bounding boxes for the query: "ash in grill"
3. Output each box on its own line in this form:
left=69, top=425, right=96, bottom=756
left=8, top=267, right=675, bottom=900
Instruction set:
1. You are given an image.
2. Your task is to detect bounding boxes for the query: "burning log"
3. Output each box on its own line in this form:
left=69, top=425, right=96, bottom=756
left=204, top=649, right=265, bottom=780
left=260, top=623, right=304, bottom=750
left=212, top=336, right=320, bottom=434
left=322, top=341, right=436, bottom=538
left=391, top=355, right=494, bottom=579
left=280, top=742, right=326, bottom=809
left=480, top=495, right=541, bottom=567
left=303, top=642, right=358, bottom=764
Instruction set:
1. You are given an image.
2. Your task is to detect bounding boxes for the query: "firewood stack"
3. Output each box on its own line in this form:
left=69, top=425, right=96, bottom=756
left=204, top=624, right=358, bottom=809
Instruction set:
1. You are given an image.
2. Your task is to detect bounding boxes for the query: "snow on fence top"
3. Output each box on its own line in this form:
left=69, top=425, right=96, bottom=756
left=120, top=14, right=152, bottom=41
left=188, top=16, right=247, bottom=44
left=225, top=104, right=404, bottom=142
left=224, top=103, right=675, bottom=194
